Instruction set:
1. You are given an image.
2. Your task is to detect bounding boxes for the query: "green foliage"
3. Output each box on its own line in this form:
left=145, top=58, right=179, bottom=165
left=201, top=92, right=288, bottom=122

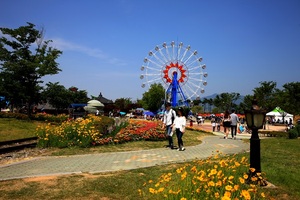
left=0, top=22, right=62, bottom=115
left=190, top=105, right=203, bottom=114
left=295, top=124, right=300, bottom=135
left=93, top=116, right=115, bottom=135
left=106, top=121, right=129, bottom=137
left=276, top=82, right=300, bottom=115
left=0, top=112, right=30, bottom=120
left=213, top=92, right=241, bottom=112
left=141, top=83, right=165, bottom=111
left=288, top=129, right=298, bottom=139
left=259, top=131, right=288, bottom=137
left=36, top=117, right=103, bottom=148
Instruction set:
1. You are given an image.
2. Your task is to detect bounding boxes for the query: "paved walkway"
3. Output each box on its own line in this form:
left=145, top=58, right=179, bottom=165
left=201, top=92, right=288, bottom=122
left=0, top=132, right=251, bottom=181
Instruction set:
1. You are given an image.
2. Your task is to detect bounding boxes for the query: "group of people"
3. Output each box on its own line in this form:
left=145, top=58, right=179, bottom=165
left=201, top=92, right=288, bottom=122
left=222, top=109, right=240, bottom=139
left=162, top=102, right=186, bottom=151
left=211, top=109, right=240, bottom=139
left=161, top=104, right=242, bottom=151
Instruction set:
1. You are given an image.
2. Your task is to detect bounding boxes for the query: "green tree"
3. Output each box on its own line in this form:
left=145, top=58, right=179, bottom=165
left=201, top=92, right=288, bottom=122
left=190, top=105, right=203, bottom=115
left=213, top=92, right=240, bottom=112
left=252, top=81, right=278, bottom=111
left=0, top=22, right=62, bottom=116
left=275, top=82, right=300, bottom=115
left=114, top=98, right=133, bottom=112
left=68, top=87, right=89, bottom=104
left=41, top=82, right=71, bottom=111
left=41, top=83, right=89, bottom=113
left=192, top=97, right=202, bottom=106
left=141, top=83, right=165, bottom=112
left=239, top=94, right=254, bottom=112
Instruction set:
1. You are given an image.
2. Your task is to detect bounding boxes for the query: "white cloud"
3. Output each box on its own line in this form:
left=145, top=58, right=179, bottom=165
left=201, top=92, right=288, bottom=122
left=50, top=38, right=127, bottom=66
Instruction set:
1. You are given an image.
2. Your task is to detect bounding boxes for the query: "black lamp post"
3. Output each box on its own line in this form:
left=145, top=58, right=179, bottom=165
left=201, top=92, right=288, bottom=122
left=244, top=99, right=267, bottom=186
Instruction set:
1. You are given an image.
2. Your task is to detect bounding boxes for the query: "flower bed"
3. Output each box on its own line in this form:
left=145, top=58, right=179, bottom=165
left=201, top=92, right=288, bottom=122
left=36, top=117, right=166, bottom=148
left=94, top=119, right=166, bottom=145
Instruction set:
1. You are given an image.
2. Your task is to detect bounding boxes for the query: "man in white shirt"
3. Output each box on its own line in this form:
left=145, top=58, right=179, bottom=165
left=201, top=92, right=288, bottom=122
left=162, top=102, right=176, bottom=149
left=230, top=109, right=240, bottom=139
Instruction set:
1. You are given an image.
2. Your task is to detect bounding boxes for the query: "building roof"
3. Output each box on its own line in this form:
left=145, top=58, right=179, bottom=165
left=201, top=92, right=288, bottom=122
left=96, top=92, right=113, bottom=104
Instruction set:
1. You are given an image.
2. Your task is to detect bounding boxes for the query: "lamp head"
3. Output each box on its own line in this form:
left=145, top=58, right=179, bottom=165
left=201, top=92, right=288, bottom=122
left=244, top=99, right=266, bottom=129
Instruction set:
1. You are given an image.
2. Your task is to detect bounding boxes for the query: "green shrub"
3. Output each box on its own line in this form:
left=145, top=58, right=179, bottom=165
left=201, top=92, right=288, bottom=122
left=0, top=112, right=29, bottom=120
left=259, top=131, right=288, bottom=137
left=288, top=128, right=298, bottom=139
left=295, top=124, right=300, bottom=135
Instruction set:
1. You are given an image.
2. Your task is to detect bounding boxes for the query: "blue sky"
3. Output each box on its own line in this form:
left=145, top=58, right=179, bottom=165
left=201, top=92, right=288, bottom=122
left=1, top=0, right=299, bottom=101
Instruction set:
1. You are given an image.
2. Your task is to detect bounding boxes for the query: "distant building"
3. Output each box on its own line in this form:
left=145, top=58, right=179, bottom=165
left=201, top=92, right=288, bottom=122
left=96, top=92, right=113, bottom=105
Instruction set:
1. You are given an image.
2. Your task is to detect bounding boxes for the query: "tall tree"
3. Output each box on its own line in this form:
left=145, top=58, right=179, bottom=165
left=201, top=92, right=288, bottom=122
left=252, top=81, right=278, bottom=111
left=141, top=83, right=165, bottom=112
left=0, top=22, right=62, bottom=116
left=275, top=82, right=300, bottom=115
left=41, top=82, right=71, bottom=112
left=41, top=83, right=89, bottom=113
left=114, top=98, right=133, bottom=112
left=213, top=92, right=240, bottom=112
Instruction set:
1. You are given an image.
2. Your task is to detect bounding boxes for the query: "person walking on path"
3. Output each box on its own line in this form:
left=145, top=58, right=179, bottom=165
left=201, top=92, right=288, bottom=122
left=211, top=116, right=216, bottom=132
left=172, top=107, right=186, bottom=151
left=162, top=102, right=176, bottom=149
left=222, top=110, right=231, bottom=139
left=230, top=109, right=240, bottom=139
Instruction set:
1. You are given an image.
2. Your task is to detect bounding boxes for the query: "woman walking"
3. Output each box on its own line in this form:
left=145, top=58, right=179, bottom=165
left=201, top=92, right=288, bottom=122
left=222, top=110, right=231, bottom=139
left=172, top=107, right=186, bottom=151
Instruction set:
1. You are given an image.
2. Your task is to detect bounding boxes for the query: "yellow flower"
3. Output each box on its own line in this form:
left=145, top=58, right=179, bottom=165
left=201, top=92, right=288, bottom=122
left=138, top=189, right=142, bottom=196
left=215, top=192, right=220, bottom=198
left=249, top=168, right=256, bottom=173
left=235, top=161, right=241, bottom=167
left=261, top=192, right=266, bottom=198
left=225, top=185, right=233, bottom=191
left=191, top=166, right=197, bottom=173
left=234, top=184, right=239, bottom=191
left=243, top=174, right=249, bottom=179
left=241, top=190, right=251, bottom=200
left=149, top=188, right=155, bottom=194
left=221, top=196, right=231, bottom=200
left=208, top=181, right=215, bottom=187
left=216, top=180, right=223, bottom=187
left=224, top=191, right=231, bottom=198
left=180, top=198, right=187, bottom=200
left=181, top=171, right=187, bottom=180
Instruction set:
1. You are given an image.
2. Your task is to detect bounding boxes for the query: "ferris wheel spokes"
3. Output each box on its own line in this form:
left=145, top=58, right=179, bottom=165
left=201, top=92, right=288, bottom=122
left=140, top=41, right=208, bottom=107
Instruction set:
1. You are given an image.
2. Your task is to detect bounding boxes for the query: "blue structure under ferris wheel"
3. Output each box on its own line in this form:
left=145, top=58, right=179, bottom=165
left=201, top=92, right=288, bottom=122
left=140, top=41, right=208, bottom=108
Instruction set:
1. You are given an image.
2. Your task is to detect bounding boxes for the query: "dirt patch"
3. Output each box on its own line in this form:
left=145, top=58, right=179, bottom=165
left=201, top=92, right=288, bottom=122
left=23, top=175, right=59, bottom=183
left=0, top=148, right=52, bottom=166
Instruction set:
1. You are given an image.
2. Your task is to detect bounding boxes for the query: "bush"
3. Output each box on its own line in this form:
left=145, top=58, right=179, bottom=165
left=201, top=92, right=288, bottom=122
left=288, top=128, right=298, bottom=139
left=0, top=112, right=30, bottom=120
left=295, top=124, right=300, bottom=135
left=258, top=131, right=288, bottom=137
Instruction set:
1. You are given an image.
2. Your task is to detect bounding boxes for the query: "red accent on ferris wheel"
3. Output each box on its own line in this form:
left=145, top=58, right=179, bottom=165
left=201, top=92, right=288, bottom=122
left=163, top=62, right=186, bottom=83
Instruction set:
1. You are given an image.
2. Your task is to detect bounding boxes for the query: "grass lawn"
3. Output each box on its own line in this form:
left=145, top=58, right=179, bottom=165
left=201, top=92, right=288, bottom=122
left=0, top=118, right=299, bottom=199
left=0, top=118, right=42, bottom=141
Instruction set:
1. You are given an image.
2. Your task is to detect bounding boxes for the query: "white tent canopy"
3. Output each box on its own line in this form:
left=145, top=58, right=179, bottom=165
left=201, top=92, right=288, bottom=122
left=84, top=100, right=104, bottom=114
left=266, top=107, right=293, bottom=123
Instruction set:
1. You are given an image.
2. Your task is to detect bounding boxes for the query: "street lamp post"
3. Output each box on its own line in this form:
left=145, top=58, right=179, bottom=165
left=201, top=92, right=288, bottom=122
left=244, top=99, right=267, bottom=186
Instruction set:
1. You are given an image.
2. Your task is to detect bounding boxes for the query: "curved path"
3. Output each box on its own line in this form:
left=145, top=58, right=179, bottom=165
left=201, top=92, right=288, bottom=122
left=0, top=133, right=250, bottom=181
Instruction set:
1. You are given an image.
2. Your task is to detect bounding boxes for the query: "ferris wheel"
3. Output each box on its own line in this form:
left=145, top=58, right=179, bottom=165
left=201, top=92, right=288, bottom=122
left=140, top=41, right=208, bottom=107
